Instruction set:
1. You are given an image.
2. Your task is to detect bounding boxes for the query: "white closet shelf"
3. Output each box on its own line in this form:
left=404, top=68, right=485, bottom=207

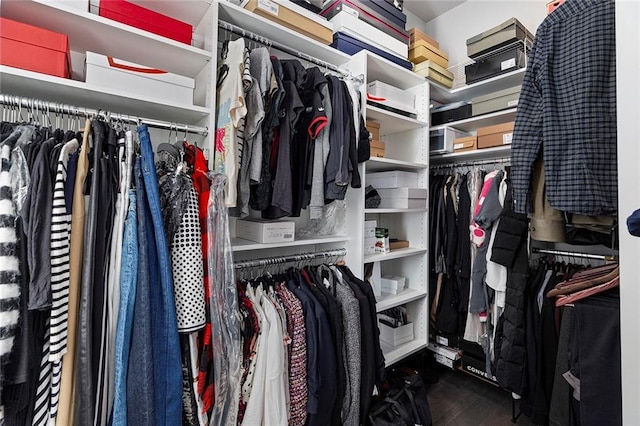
left=0, top=0, right=212, bottom=78
left=382, top=339, right=428, bottom=366
left=218, top=1, right=350, bottom=68
left=231, top=235, right=349, bottom=252
left=366, top=157, right=428, bottom=172
left=430, top=68, right=526, bottom=103
left=365, top=208, right=428, bottom=214
left=431, top=108, right=517, bottom=133
left=356, top=51, right=426, bottom=90
left=430, top=145, right=511, bottom=163
left=364, top=248, right=427, bottom=263
left=366, top=105, right=429, bottom=135
left=0, top=66, right=210, bottom=124
left=376, top=289, right=427, bottom=312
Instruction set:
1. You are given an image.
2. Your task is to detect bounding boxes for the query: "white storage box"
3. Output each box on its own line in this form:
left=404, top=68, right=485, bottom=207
left=367, top=171, right=418, bottom=189
left=85, top=51, right=194, bottom=105
left=365, top=220, right=377, bottom=238
left=381, top=274, right=406, bottom=291
left=378, top=198, right=427, bottom=209
left=379, top=321, right=414, bottom=346
left=430, top=127, right=469, bottom=154
left=330, top=11, right=408, bottom=58
left=236, top=219, right=295, bottom=243
left=375, top=188, right=427, bottom=199
left=367, top=81, right=417, bottom=115
left=428, top=342, right=462, bottom=370
left=364, top=237, right=377, bottom=255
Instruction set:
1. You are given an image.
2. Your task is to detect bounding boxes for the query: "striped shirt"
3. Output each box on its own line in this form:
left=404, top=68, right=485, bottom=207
left=0, top=135, right=21, bottom=420
left=33, top=138, right=79, bottom=425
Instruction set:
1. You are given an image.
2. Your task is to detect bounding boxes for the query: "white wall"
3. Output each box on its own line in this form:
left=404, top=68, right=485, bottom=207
left=403, top=7, right=428, bottom=32
left=616, top=1, right=640, bottom=424
left=423, top=0, right=548, bottom=67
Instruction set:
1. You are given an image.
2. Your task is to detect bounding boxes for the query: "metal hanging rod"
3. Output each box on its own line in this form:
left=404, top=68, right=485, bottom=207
left=430, top=156, right=511, bottom=169
left=531, top=248, right=618, bottom=262
left=0, top=94, right=208, bottom=136
left=218, top=20, right=363, bottom=83
left=234, top=248, right=347, bottom=270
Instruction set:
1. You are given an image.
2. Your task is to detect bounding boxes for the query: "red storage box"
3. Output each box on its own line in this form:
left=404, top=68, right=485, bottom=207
left=0, top=17, right=71, bottom=78
left=93, top=0, right=192, bottom=45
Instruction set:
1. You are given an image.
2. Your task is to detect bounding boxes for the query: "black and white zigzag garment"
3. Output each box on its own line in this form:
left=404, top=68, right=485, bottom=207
left=0, top=138, right=21, bottom=421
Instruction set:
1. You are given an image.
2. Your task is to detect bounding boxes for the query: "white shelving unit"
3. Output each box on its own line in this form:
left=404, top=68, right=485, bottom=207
left=343, top=50, right=431, bottom=366
left=431, top=146, right=511, bottom=163
left=231, top=235, right=350, bottom=252
left=0, top=0, right=215, bottom=130
left=430, top=68, right=526, bottom=103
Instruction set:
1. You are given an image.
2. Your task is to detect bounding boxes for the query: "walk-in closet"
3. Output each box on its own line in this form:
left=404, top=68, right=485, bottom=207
left=0, top=0, right=637, bottom=425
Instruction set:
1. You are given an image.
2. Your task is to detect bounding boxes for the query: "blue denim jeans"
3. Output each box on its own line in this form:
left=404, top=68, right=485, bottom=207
left=111, top=190, right=138, bottom=426
left=127, top=158, right=155, bottom=426
left=137, top=124, right=183, bottom=425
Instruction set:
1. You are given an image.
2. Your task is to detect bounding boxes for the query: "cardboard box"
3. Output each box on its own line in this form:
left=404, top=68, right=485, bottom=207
left=389, top=239, right=410, bottom=250
left=408, top=40, right=448, bottom=68
left=236, top=219, right=295, bottom=243
left=247, top=0, right=333, bottom=45
left=321, top=0, right=410, bottom=44
left=370, top=140, right=385, bottom=157
left=414, top=60, right=454, bottom=88
left=409, top=27, right=439, bottom=48
left=85, top=52, right=194, bottom=105
left=453, top=136, right=478, bottom=152
left=0, top=18, right=71, bottom=78
left=472, top=85, right=521, bottom=116
left=477, top=121, right=515, bottom=149
left=367, top=171, right=418, bottom=188
left=466, top=17, right=534, bottom=59
left=379, top=321, right=414, bottom=346
left=366, top=120, right=381, bottom=142
left=376, top=187, right=427, bottom=199
left=460, top=353, right=499, bottom=385
left=330, top=11, right=408, bottom=58
left=93, top=0, right=192, bottom=44
left=370, top=147, right=386, bottom=158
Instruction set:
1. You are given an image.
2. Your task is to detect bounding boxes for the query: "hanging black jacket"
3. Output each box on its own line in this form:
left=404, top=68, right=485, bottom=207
left=494, top=187, right=530, bottom=395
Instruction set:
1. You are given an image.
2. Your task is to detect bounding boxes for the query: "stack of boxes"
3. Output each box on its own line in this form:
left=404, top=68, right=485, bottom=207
left=464, top=17, right=533, bottom=85
left=408, top=28, right=454, bottom=88
left=367, top=120, right=385, bottom=158
left=323, top=0, right=413, bottom=69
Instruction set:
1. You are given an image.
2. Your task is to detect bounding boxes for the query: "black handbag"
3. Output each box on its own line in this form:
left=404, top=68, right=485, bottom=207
left=368, top=373, right=433, bottom=426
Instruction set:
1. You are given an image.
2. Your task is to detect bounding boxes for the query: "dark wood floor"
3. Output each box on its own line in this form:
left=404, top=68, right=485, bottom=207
left=425, top=366, right=536, bottom=426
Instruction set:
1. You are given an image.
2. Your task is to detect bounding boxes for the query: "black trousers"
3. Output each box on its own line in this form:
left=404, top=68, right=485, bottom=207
left=570, top=289, right=622, bottom=426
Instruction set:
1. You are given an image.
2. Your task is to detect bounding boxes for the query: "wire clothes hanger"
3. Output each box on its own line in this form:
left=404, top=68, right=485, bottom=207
left=0, top=94, right=208, bottom=137
left=234, top=248, right=347, bottom=272
left=218, top=20, right=363, bottom=84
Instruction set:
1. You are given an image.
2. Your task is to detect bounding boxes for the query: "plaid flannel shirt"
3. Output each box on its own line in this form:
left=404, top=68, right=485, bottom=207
left=511, top=0, right=617, bottom=216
